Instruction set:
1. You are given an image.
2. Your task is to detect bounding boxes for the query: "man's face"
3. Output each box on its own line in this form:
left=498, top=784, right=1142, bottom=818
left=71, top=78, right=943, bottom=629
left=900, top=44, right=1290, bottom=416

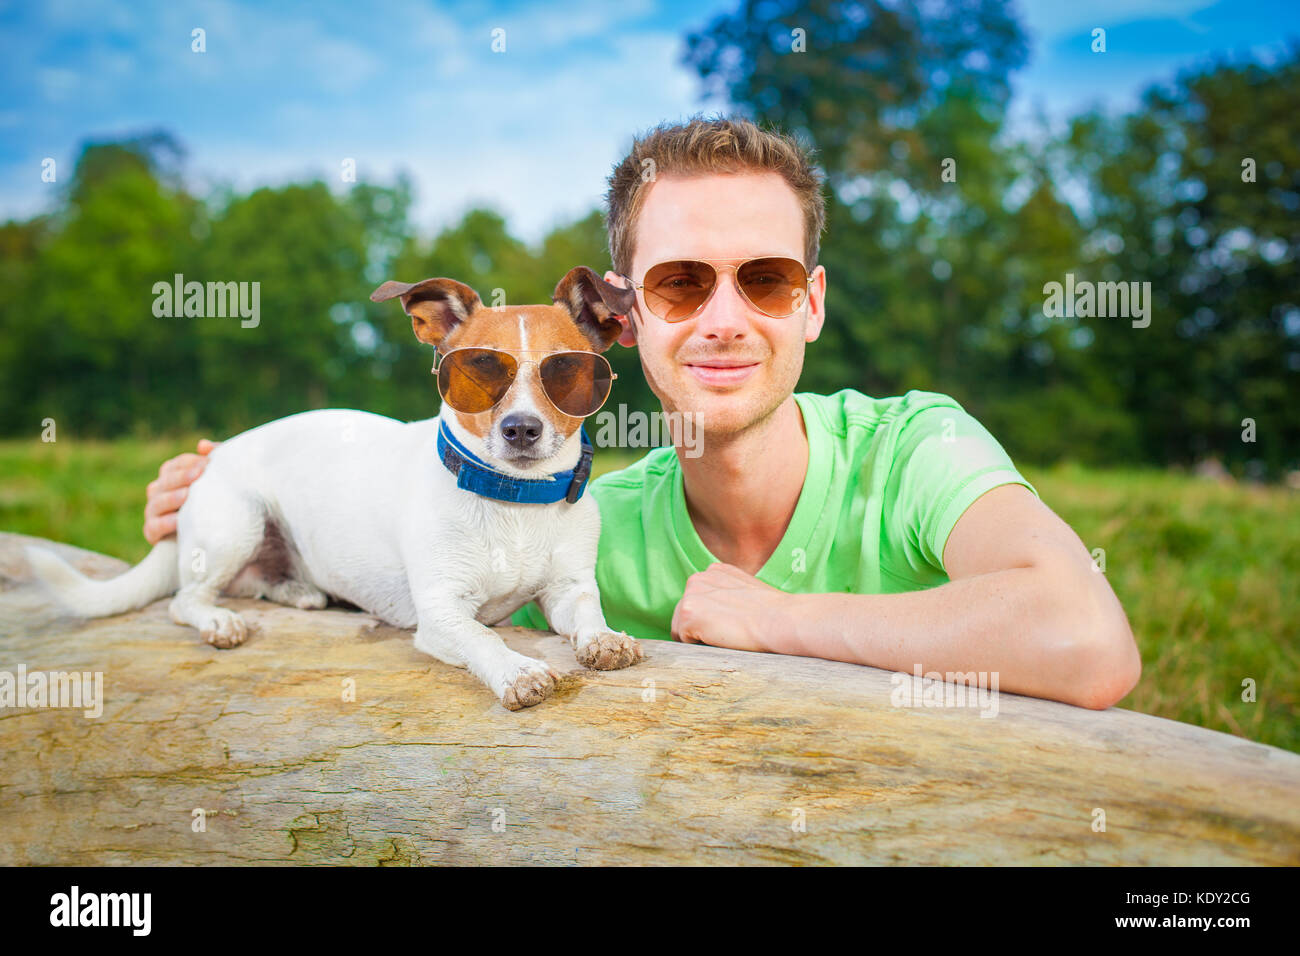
left=608, top=171, right=826, bottom=438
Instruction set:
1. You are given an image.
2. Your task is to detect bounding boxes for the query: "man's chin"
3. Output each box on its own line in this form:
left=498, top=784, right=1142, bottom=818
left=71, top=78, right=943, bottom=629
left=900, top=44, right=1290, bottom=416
left=670, top=381, right=773, bottom=437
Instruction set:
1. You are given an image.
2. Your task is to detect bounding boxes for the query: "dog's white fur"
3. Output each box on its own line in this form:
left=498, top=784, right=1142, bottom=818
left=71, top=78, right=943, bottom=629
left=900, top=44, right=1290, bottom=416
left=26, top=407, right=639, bottom=710
left=25, top=273, right=642, bottom=711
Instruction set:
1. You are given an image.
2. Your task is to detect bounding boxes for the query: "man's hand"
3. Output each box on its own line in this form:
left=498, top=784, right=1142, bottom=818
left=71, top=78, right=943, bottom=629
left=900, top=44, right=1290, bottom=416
left=670, top=562, right=794, bottom=652
left=143, top=438, right=222, bottom=544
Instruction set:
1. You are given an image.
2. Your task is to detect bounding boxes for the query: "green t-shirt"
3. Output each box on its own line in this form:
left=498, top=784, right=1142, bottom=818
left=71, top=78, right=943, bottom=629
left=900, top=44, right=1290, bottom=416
left=512, top=388, right=1037, bottom=642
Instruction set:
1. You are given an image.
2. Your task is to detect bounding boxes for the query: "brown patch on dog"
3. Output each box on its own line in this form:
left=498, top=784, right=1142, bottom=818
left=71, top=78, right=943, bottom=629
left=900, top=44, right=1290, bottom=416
left=441, top=305, right=592, bottom=353
left=371, top=269, right=625, bottom=446
left=443, top=305, right=599, bottom=442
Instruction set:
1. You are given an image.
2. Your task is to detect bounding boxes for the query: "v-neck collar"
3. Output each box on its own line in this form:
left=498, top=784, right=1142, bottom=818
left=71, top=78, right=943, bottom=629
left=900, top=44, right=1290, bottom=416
left=668, top=393, right=832, bottom=586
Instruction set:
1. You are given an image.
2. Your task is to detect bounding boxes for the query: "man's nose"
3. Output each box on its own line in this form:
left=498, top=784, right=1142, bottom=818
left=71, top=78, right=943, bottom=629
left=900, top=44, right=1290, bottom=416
left=500, top=412, right=543, bottom=448
left=693, top=270, right=750, bottom=340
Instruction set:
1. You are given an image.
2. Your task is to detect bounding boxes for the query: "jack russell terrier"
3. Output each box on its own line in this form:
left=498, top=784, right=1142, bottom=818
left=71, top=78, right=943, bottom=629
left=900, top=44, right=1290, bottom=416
left=26, top=266, right=644, bottom=710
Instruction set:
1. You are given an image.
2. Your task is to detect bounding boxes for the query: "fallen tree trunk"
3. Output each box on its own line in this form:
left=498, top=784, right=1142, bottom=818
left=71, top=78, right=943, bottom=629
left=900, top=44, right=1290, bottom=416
left=1, top=531, right=1297, bottom=865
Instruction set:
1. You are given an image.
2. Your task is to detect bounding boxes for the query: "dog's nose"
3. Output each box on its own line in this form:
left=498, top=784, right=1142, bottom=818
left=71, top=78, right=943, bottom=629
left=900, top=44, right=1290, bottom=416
left=500, top=413, right=543, bottom=449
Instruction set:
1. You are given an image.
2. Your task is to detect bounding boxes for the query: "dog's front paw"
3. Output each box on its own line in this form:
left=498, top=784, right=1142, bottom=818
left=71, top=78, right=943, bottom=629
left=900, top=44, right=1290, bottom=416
left=201, top=609, right=248, bottom=649
left=500, top=659, right=560, bottom=711
left=575, top=630, right=643, bottom=671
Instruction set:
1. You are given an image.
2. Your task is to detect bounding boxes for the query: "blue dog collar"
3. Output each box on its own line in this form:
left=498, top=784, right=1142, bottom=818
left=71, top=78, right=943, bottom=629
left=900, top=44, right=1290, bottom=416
left=436, top=419, right=594, bottom=504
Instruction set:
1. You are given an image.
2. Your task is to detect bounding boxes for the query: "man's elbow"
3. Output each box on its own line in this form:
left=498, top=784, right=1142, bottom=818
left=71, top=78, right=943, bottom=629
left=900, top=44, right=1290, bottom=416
left=1060, top=617, right=1142, bottom=710
left=1027, top=557, right=1141, bottom=710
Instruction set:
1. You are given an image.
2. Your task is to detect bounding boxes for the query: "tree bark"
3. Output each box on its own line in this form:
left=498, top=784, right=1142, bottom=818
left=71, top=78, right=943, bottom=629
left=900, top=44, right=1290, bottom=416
left=1, top=531, right=1297, bottom=865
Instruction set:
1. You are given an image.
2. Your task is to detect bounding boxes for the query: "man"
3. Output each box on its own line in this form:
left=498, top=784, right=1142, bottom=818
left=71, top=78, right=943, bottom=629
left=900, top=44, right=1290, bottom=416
left=144, top=117, right=1141, bottom=709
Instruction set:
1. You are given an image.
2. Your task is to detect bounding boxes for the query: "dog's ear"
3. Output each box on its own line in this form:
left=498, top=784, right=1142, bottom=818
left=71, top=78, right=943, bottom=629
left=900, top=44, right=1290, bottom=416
left=370, top=278, right=482, bottom=348
left=553, top=266, right=635, bottom=352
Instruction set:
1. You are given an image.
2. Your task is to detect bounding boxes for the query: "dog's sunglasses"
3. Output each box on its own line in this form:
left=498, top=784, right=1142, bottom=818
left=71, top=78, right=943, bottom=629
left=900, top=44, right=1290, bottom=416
left=617, top=256, right=813, bottom=322
left=431, top=347, right=616, bottom=418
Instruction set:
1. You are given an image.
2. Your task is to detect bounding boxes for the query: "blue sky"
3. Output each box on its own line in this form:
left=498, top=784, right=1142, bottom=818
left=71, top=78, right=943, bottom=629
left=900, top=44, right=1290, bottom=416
left=2, top=0, right=1298, bottom=242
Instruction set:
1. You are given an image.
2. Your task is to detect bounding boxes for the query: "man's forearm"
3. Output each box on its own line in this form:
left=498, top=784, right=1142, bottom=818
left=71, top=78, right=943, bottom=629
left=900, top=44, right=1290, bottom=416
left=774, top=564, right=1139, bottom=709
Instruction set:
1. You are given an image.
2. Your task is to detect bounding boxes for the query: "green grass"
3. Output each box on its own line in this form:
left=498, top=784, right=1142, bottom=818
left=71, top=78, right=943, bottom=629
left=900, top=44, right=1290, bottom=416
left=1023, top=463, right=1298, bottom=755
left=3, top=436, right=1296, bottom=753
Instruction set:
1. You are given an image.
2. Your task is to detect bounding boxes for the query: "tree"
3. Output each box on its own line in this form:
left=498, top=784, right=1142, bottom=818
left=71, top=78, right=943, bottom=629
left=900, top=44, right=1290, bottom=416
left=1067, top=50, right=1300, bottom=473
left=2, top=134, right=203, bottom=436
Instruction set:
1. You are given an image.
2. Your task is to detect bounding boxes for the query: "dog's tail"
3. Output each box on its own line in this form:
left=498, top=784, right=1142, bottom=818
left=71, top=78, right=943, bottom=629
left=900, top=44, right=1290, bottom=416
left=24, top=538, right=180, bottom=618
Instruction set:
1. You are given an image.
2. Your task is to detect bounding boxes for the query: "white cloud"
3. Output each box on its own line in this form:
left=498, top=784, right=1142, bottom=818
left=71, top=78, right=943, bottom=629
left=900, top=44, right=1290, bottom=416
left=1014, top=0, right=1220, bottom=43
left=490, top=0, right=656, bottom=47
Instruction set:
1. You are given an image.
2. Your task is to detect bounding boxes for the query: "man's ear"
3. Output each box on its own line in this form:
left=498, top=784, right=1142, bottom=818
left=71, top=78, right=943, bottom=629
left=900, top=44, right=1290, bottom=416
left=804, top=263, right=827, bottom=345
left=553, top=266, right=635, bottom=352
left=370, top=278, right=482, bottom=348
left=603, top=269, right=638, bottom=346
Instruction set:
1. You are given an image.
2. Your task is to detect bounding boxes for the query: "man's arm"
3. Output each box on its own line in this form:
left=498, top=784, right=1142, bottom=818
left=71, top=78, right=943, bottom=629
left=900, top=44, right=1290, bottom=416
left=669, top=484, right=1141, bottom=710
left=143, top=438, right=221, bottom=544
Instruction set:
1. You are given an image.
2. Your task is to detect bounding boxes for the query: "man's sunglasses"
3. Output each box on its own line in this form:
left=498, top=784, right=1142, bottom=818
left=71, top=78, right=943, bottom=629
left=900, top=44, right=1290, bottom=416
left=617, top=256, right=813, bottom=322
left=431, top=347, right=616, bottom=418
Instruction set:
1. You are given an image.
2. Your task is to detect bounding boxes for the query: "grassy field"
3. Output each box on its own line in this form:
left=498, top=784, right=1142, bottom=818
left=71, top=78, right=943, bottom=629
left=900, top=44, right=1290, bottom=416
left=2, top=435, right=1296, bottom=753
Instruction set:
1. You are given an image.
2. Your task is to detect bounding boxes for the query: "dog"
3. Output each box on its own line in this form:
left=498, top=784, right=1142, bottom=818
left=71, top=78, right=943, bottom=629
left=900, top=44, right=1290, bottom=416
left=25, top=266, right=644, bottom=710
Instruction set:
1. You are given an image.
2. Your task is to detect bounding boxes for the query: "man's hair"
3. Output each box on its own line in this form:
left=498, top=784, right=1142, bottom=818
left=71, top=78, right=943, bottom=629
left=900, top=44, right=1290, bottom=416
left=604, top=115, right=826, bottom=276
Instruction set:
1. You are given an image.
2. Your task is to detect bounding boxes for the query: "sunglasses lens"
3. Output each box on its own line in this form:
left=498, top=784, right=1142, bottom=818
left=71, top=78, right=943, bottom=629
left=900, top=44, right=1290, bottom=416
left=737, top=258, right=808, bottom=316
left=540, top=352, right=613, bottom=417
left=438, top=348, right=515, bottom=413
left=642, top=260, right=717, bottom=321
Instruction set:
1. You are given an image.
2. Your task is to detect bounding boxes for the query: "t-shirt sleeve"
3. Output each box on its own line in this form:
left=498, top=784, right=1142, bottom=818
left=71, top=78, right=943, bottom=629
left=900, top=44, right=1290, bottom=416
left=511, top=601, right=550, bottom=631
left=886, top=402, right=1037, bottom=574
